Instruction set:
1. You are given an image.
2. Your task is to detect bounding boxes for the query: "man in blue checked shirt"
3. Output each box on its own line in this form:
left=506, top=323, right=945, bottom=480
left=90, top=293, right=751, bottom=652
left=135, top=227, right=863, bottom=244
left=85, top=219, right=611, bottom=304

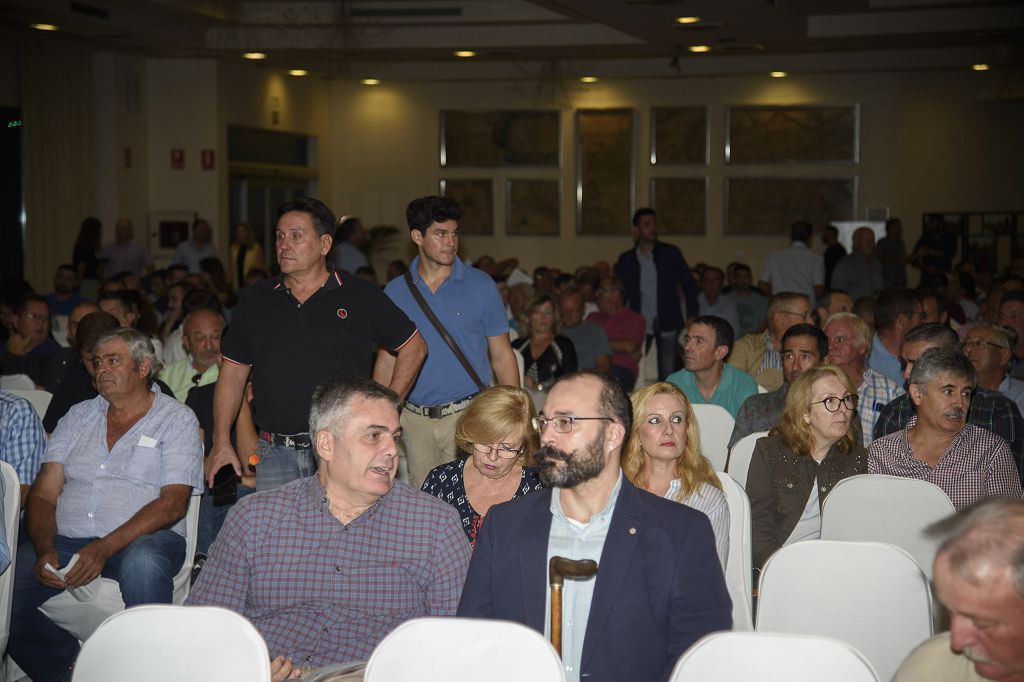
left=189, top=377, right=471, bottom=679
left=0, top=389, right=45, bottom=503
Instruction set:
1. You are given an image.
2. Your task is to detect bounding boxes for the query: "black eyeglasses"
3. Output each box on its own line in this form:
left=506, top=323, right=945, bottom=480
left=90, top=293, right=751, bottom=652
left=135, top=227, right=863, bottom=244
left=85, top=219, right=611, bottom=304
left=963, top=338, right=1007, bottom=351
left=809, top=395, right=859, bottom=412
left=532, top=416, right=612, bottom=434
left=472, top=443, right=525, bottom=459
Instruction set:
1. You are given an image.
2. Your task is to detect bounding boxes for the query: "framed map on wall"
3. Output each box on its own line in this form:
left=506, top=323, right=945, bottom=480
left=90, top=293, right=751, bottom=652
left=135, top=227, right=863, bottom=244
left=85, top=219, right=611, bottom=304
left=651, top=106, right=707, bottom=165
left=576, top=109, right=634, bottom=236
left=725, top=177, right=856, bottom=235
left=650, top=178, right=706, bottom=235
left=726, top=105, right=859, bottom=163
left=441, top=111, right=560, bottom=167
left=439, top=179, right=494, bottom=235
left=506, top=179, right=560, bottom=236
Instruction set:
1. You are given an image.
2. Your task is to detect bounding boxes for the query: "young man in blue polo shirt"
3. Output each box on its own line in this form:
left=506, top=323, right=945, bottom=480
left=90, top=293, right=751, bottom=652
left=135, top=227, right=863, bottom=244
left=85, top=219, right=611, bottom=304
left=376, top=196, right=520, bottom=487
left=667, top=315, right=758, bottom=418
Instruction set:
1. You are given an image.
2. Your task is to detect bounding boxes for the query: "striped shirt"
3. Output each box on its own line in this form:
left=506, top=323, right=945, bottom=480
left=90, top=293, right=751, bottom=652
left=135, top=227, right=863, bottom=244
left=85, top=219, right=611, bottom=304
left=665, top=479, right=730, bottom=568
left=0, top=390, right=44, bottom=485
left=188, top=477, right=471, bottom=667
left=857, top=368, right=905, bottom=446
left=868, top=417, right=1022, bottom=510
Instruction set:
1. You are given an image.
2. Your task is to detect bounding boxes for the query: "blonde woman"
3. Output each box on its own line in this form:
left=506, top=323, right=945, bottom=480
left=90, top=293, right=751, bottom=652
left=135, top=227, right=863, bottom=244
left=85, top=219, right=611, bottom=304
left=623, top=382, right=729, bottom=567
left=421, top=386, right=543, bottom=548
left=747, top=365, right=867, bottom=570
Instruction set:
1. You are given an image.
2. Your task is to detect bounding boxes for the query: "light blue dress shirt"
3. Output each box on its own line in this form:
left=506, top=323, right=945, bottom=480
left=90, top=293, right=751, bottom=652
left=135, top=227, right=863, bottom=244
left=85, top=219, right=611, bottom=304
left=545, top=473, right=623, bottom=682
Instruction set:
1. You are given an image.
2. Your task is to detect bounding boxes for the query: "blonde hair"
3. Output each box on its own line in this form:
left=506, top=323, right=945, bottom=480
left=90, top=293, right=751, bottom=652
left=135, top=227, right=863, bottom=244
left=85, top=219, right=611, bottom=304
left=622, top=382, right=720, bottom=500
left=454, top=386, right=540, bottom=468
left=520, top=293, right=561, bottom=337
left=774, top=365, right=858, bottom=457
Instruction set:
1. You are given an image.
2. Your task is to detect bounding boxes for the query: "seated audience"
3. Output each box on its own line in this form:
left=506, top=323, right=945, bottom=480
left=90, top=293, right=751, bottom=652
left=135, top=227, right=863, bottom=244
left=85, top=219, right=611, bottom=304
left=919, top=287, right=951, bottom=325
left=98, top=290, right=164, bottom=364
left=729, top=292, right=813, bottom=391
left=586, top=276, right=645, bottom=391
left=512, top=293, right=578, bottom=407
left=159, top=281, right=196, bottom=365
left=2, top=294, right=59, bottom=366
left=892, top=498, right=1024, bottom=682
left=558, top=287, right=612, bottom=374
left=729, top=324, right=828, bottom=448
left=228, top=222, right=265, bottom=289
left=668, top=315, right=757, bottom=418
left=824, top=312, right=905, bottom=445
left=45, top=301, right=99, bottom=392
left=623, top=382, right=730, bottom=566
left=9, top=328, right=202, bottom=681
left=158, top=308, right=225, bottom=402
left=188, top=378, right=471, bottom=673
left=458, top=371, right=731, bottom=682
left=45, top=264, right=88, bottom=317
left=747, top=366, right=867, bottom=570
left=421, top=386, right=543, bottom=547
left=999, top=289, right=1024, bottom=379
left=697, top=266, right=740, bottom=340
left=873, top=323, right=1024, bottom=484
left=853, top=294, right=876, bottom=329
left=964, top=323, right=1024, bottom=416
left=171, top=218, right=217, bottom=274
left=869, top=347, right=1021, bottom=509
left=41, top=311, right=120, bottom=432
left=0, top=389, right=45, bottom=501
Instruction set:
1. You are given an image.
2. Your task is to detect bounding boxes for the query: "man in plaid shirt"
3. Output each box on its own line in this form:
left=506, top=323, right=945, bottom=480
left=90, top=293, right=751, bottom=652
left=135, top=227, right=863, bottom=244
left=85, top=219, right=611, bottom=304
left=869, top=347, right=1021, bottom=510
left=873, top=323, right=1024, bottom=485
left=188, top=377, right=471, bottom=677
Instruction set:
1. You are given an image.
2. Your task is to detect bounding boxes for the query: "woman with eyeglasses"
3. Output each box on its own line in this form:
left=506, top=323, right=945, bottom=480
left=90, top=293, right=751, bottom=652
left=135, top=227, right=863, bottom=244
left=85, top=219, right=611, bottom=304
left=747, top=365, right=867, bottom=570
left=621, top=382, right=730, bottom=568
left=420, top=386, right=544, bottom=547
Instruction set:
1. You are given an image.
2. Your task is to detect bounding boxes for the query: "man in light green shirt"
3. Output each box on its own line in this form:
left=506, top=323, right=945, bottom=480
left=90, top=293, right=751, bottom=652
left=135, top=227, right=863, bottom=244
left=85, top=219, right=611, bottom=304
left=668, top=315, right=758, bottom=418
left=158, top=308, right=224, bottom=402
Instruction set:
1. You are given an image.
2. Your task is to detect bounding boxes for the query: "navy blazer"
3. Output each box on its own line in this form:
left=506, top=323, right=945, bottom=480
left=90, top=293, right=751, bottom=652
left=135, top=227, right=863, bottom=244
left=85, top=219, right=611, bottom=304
left=457, top=477, right=732, bottom=682
left=614, top=241, right=699, bottom=332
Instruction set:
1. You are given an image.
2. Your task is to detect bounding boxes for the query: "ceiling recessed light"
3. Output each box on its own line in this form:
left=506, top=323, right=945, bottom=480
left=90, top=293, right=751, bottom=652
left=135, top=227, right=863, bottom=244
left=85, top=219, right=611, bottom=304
left=243, top=52, right=266, bottom=60
left=675, top=16, right=700, bottom=25
left=361, top=78, right=380, bottom=86
left=288, top=69, right=308, bottom=77
left=770, top=71, right=787, bottom=78
left=972, top=63, right=990, bottom=71
left=688, top=45, right=711, bottom=53
left=580, top=76, right=599, bottom=84
left=31, top=23, right=58, bottom=31
left=454, top=50, right=476, bottom=58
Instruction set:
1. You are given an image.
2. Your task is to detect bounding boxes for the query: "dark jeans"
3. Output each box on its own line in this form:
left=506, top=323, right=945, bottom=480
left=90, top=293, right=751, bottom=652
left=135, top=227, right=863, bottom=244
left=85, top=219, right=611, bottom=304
left=9, top=530, right=185, bottom=682
left=651, top=330, right=681, bottom=381
left=197, top=483, right=255, bottom=555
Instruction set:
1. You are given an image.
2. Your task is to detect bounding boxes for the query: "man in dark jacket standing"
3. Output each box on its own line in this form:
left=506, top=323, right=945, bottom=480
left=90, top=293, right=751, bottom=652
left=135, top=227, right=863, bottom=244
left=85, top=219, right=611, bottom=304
left=614, top=208, right=699, bottom=381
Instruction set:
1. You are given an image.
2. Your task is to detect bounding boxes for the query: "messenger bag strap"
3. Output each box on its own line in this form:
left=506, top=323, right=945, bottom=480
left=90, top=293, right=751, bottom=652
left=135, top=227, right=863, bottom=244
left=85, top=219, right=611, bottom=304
left=404, top=269, right=488, bottom=392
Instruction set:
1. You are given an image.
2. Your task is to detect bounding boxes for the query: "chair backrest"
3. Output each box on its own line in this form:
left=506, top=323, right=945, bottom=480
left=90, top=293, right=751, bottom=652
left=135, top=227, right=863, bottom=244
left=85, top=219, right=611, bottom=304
left=692, top=404, right=735, bottom=471
left=0, top=374, right=34, bottom=390
left=725, top=430, right=768, bottom=488
left=71, top=605, right=271, bottom=682
left=364, top=617, right=565, bottom=682
left=670, top=631, right=878, bottom=682
left=6, top=388, right=53, bottom=419
left=756, top=540, right=933, bottom=682
left=173, top=494, right=203, bottom=604
left=820, top=474, right=955, bottom=580
left=714, top=471, right=753, bottom=631
left=0, top=462, right=20, bottom=656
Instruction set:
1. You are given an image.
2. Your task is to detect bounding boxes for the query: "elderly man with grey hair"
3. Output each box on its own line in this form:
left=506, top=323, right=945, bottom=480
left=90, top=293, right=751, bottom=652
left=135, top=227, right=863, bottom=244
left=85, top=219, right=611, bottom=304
left=869, top=346, right=1021, bottom=510
left=188, top=377, right=471, bottom=679
left=893, top=498, right=1024, bottom=681
left=964, top=322, right=1024, bottom=417
left=9, top=327, right=204, bottom=682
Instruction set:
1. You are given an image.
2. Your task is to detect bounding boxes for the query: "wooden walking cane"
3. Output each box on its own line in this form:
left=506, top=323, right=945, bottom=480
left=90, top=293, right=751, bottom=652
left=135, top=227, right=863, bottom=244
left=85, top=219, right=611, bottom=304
left=548, top=556, right=599, bottom=657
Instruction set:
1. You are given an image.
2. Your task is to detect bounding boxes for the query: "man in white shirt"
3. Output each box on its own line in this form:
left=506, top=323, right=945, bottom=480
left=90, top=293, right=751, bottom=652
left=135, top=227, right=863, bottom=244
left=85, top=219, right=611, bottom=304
left=759, top=220, right=825, bottom=302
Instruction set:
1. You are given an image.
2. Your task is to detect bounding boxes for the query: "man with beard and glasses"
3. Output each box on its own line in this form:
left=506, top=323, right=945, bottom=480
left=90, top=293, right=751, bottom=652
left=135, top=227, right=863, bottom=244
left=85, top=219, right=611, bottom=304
left=458, top=371, right=731, bottom=682
left=869, top=347, right=1021, bottom=510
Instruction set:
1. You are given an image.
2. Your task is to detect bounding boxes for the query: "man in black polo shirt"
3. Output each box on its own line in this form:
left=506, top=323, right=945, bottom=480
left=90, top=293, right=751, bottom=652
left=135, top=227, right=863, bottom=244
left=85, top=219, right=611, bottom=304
left=206, top=197, right=426, bottom=491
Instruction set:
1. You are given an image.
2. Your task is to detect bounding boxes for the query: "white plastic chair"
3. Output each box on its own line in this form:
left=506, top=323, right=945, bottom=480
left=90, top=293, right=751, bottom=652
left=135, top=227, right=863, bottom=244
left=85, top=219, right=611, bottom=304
left=714, top=471, right=753, bottom=631
left=40, top=494, right=202, bottom=641
left=692, top=404, right=734, bottom=471
left=820, top=474, right=955, bottom=580
left=669, top=631, right=878, bottom=682
left=725, top=430, right=768, bottom=489
left=364, top=617, right=565, bottom=682
left=5, top=388, right=53, bottom=419
left=71, top=605, right=271, bottom=682
left=52, top=315, right=70, bottom=348
left=756, top=540, right=933, bottom=682
left=0, top=463, right=21, bottom=658
left=0, top=375, right=33, bottom=390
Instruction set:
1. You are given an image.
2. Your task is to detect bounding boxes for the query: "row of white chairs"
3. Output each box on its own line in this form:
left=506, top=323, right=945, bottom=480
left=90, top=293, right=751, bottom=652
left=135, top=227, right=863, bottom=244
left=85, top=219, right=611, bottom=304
left=72, top=609, right=890, bottom=682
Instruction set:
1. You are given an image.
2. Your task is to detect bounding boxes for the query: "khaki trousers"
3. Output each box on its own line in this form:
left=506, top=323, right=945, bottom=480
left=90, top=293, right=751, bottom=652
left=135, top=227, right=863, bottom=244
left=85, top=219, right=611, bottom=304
left=400, top=408, right=459, bottom=488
